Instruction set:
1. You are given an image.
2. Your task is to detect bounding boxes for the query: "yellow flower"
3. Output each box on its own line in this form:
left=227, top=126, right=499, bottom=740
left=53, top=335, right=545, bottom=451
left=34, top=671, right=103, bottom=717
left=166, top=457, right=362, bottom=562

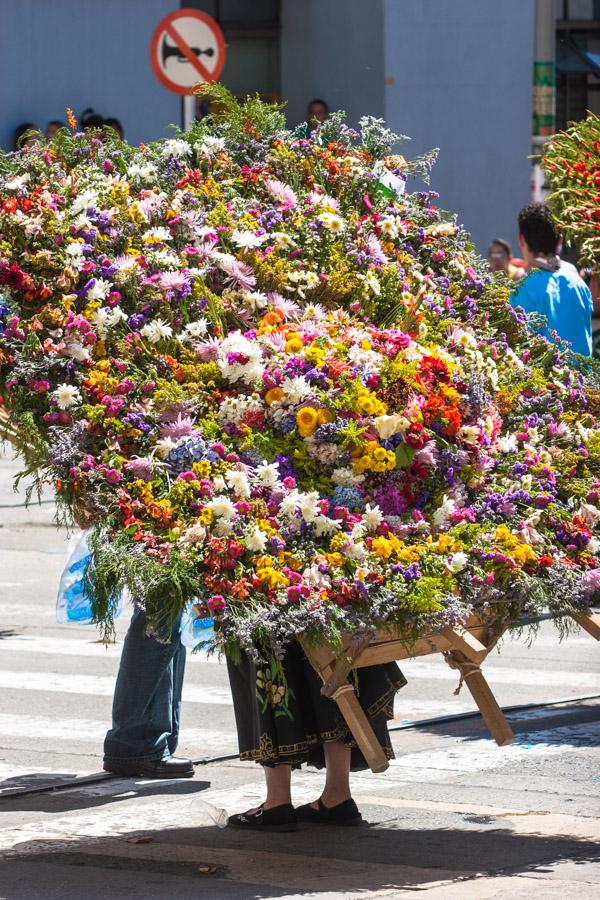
left=326, top=552, right=345, bottom=568
left=317, top=407, right=333, bottom=425
left=495, top=525, right=517, bottom=547
left=285, top=334, right=304, bottom=354
left=329, top=533, right=347, bottom=553
left=192, top=460, right=211, bottom=478
left=512, top=543, right=536, bottom=565
left=265, top=387, right=285, bottom=405
left=305, top=346, right=325, bottom=366
left=372, top=537, right=394, bottom=560
left=199, top=507, right=214, bottom=525
left=373, top=447, right=387, bottom=462
left=296, top=406, right=319, bottom=437
left=257, top=566, right=289, bottom=590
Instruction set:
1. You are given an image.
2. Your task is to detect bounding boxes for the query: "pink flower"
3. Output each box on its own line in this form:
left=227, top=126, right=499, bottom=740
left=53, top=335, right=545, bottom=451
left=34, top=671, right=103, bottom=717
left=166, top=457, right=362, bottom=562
left=207, top=594, right=226, bottom=613
left=159, top=414, right=194, bottom=440
left=265, top=179, right=297, bottom=209
left=582, top=569, right=600, bottom=596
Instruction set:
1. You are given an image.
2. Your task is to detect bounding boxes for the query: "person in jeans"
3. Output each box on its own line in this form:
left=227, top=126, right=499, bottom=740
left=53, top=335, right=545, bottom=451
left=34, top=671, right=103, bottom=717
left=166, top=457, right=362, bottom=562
left=103, top=607, right=193, bottom=778
left=73, top=497, right=193, bottom=779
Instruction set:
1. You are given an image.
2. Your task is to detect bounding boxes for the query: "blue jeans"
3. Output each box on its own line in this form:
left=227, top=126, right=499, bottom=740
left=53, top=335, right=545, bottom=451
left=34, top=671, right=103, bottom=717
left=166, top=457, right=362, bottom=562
left=103, top=607, right=186, bottom=764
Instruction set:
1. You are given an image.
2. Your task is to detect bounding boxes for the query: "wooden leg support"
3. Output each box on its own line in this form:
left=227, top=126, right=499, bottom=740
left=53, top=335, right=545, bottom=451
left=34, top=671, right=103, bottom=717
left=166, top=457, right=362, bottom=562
left=573, top=610, right=600, bottom=641
left=446, top=652, right=514, bottom=747
left=331, top=683, right=390, bottom=774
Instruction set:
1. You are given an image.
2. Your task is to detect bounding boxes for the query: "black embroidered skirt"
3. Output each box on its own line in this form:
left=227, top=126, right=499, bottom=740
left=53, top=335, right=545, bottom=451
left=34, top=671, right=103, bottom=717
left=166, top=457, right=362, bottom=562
left=226, top=641, right=407, bottom=770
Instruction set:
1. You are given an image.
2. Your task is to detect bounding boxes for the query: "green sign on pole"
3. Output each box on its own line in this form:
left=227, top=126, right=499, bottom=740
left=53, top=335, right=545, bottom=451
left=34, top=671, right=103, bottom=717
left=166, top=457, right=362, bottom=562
left=533, top=60, right=556, bottom=137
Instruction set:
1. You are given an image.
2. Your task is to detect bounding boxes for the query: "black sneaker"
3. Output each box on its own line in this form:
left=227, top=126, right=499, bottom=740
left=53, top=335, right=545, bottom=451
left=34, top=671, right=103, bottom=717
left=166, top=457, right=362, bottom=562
left=295, top=797, right=363, bottom=826
left=228, top=802, right=298, bottom=832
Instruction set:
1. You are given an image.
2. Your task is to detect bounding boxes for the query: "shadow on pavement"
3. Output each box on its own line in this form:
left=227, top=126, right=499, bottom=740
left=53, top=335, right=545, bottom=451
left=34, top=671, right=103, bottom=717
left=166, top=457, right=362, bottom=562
left=404, top=700, right=600, bottom=744
left=0, top=776, right=211, bottom=814
left=2, top=821, right=599, bottom=898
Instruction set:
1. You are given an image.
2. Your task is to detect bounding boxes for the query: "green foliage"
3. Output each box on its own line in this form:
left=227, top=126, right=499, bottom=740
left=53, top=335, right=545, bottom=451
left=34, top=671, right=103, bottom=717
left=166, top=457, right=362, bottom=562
left=194, top=83, right=286, bottom=141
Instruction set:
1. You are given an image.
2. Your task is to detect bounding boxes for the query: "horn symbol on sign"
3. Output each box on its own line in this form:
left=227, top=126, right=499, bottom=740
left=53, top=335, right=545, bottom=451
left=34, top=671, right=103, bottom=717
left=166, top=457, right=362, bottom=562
left=161, top=36, right=215, bottom=66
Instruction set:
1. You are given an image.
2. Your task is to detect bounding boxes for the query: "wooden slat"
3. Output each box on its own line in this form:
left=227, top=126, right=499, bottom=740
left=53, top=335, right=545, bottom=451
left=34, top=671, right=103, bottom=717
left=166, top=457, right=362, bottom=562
left=446, top=652, right=514, bottom=747
left=320, top=634, right=372, bottom=697
left=440, top=624, right=489, bottom=664
left=331, top=684, right=389, bottom=773
left=572, top=610, right=600, bottom=641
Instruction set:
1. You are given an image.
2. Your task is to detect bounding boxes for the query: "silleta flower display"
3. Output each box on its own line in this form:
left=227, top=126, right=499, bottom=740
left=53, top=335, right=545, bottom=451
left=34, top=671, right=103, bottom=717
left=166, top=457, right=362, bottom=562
left=1, top=88, right=599, bottom=659
left=543, top=110, right=600, bottom=268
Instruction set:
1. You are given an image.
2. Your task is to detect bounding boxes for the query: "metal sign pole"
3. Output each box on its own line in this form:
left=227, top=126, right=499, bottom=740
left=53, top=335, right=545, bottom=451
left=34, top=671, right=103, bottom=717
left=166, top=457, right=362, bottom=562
left=183, top=95, right=196, bottom=131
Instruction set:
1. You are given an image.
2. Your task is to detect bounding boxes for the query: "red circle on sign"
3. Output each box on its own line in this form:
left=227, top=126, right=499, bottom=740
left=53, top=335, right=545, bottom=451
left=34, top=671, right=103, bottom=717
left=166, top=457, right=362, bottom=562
left=150, top=8, right=226, bottom=95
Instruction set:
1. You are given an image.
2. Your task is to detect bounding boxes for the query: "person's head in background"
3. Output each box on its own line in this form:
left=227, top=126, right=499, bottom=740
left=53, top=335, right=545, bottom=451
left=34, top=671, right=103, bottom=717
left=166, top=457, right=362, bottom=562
left=517, top=203, right=559, bottom=267
left=487, top=238, right=513, bottom=273
left=13, top=122, right=38, bottom=150
left=81, top=108, right=104, bottom=130
left=104, top=117, right=123, bottom=139
left=45, top=120, right=65, bottom=141
left=306, top=98, right=328, bottom=130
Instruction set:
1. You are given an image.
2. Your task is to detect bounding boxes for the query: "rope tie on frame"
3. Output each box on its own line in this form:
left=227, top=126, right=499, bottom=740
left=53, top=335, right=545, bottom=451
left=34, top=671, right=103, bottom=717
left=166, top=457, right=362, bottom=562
left=443, top=652, right=481, bottom=695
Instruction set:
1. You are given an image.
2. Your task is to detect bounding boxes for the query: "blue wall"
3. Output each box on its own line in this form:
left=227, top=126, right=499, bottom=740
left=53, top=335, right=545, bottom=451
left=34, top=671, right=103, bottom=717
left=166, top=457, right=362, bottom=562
left=280, top=0, right=385, bottom=129
left=0, top=0, right=181, bottom=150
left=383, top=0, right=535, bottom=250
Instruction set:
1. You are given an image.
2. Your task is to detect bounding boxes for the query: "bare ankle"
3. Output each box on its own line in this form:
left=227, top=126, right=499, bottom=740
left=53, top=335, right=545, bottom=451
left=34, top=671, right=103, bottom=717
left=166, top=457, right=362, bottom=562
left=321, top=789, right=351, bottom=807
left=264, top=796, right=291, bottom=810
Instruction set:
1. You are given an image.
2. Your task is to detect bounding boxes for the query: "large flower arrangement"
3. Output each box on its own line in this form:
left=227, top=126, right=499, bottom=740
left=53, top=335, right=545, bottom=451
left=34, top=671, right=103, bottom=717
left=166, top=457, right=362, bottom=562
left=1, top=89, right=600, bottom=657
left=543, top=110, right=600, bottom=267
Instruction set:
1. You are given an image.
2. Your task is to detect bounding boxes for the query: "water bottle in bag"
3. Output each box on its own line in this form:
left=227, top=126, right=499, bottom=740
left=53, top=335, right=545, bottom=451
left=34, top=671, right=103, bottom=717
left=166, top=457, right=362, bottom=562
left=180, top=601, right=215, bottom=650
left=56, top=530, right=123, bottom=624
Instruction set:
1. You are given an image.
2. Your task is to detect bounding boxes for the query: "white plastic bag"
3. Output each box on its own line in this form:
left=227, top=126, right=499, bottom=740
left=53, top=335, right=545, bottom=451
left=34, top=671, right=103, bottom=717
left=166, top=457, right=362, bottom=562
left=56, top=529, right=123, bottom=624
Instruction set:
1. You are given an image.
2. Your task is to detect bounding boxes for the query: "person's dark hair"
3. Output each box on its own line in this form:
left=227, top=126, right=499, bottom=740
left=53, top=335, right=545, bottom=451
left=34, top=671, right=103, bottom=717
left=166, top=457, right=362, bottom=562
left=47, top=119, right=65, bottom=130
left=81, top=107, right=104, bottom=129
left=13, top=122, right=38, bottom=149
left=104, top=117, right=123, bottom=139
left=308, top=98, right=328, bottom=113
left=518, top=203, right=558, bottom=255
left=489, top=237, right=512, bottom=258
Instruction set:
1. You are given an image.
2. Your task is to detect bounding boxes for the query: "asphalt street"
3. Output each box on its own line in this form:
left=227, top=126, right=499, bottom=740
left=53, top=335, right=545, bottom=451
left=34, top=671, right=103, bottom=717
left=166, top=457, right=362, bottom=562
left=0, top=449, right=599, bottom=899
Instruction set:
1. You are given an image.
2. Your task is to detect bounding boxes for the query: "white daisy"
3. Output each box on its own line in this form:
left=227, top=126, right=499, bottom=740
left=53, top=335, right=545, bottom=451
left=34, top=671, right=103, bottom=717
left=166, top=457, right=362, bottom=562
left=141, top=320, right=173, bottom=343
left=53, top=384, right=81, bottom=410
left=207, top=495, right=237, bottom=521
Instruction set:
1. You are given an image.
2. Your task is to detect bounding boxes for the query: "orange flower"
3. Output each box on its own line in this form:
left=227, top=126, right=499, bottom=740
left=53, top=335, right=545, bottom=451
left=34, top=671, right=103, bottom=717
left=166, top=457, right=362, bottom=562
left=66, top=108, right=77, bottom=130
left=261, top=309, right=285, bottom=327
left=265, top=387, right=285, bottom=405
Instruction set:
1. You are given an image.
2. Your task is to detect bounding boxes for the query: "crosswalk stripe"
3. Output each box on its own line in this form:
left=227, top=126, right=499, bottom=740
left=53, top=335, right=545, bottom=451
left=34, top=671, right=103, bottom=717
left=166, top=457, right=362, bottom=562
left=0, top=670, right=234, bottom=705
left=349, top=720, right=600, bottom=788
left=0, top=634, right=222, bottom=664
left=0, top=713, right=232, bottom=749
left=397, top=658, right=600, bottom=689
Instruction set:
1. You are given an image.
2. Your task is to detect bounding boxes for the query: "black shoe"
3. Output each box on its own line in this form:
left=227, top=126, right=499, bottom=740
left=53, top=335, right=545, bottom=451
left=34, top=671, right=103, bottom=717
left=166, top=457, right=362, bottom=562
left=295, top=797, right=363, bottom=826
left=103, top=755, right=194, bottom=779
left=228, top=803, right=298, bottom=832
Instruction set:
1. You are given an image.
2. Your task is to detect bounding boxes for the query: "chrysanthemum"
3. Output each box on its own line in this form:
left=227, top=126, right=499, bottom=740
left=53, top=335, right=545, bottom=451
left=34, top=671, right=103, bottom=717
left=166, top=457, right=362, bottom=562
left=265, top=178, right=297, bottom=208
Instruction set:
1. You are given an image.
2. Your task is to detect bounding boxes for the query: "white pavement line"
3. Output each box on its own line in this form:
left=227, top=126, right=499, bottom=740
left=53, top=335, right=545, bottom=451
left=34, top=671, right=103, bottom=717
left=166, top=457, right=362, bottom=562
left=352, top=721, right=600, bottom=788
left=0, top=670, right=234, bottom=705
left=0, top=633, right=223, bottom=664
left=398, top=657, right=600, bottom=689
left=0, top=713, right=232, bottom=751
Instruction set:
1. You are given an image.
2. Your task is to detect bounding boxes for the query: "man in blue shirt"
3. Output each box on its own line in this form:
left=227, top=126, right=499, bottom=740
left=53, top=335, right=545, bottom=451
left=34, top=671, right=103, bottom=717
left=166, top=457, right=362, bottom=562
left=510, top=203, right=593, bottom=356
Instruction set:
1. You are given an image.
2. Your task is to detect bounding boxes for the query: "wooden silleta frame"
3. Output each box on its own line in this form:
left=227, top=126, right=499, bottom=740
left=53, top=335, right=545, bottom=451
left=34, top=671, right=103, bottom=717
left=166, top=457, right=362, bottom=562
left=301, top=610, right=600, bottom=774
